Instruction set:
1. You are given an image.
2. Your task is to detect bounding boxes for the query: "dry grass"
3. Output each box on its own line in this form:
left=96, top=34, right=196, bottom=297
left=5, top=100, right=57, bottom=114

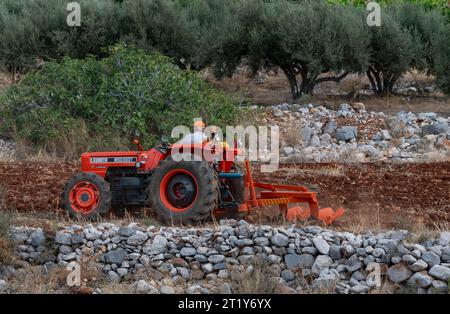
left=338, top=74, right=368, bottom=98
left=8, top=265, right=71, bottom=294
left=401, top=69, right=435, bottom=86
left=0, top=185, right=7, bottom=213
left=78, top=257, right=105, bottom=285
left=299, top=283, right=338, bottom=294
left=0, top=193, right=17, bottom=265
left=9, top=120, right=129, bottom=162
left=0, top=212, right=13, bottom=238
left=407, top=220, right=449, bottom=244
left=283, top=122, right=302, bottom=147
left=230, top=258, right=277, bottom=294
left=0, top=146, right=15, bottom=162
left=7, top=254, right=105, bottom=294
left=0, top=237, right=14, bottom=265
left=369, top=279, right=400, bottom=294
left=281, top=165, right=345, bottom=179
left=97, top=282, right=133, bottom=294
left=13, top=123, right=90, bottom=162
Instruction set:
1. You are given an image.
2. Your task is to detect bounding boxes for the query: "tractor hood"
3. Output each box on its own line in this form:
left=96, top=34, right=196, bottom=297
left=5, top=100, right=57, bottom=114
left=82, top=151, right=140, bottom=164
left=80, top=149, right=166, bottom=177
left=81, top=151, right=142, bottom=177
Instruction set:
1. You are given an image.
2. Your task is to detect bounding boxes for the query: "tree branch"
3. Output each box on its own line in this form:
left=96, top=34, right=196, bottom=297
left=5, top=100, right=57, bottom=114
left=314, top=71, right=349, bottom=85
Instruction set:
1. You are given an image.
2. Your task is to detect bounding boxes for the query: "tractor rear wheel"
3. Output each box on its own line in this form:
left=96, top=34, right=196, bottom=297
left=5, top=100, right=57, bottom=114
left=149, top=160, right=219, bottom=224
left=62, top=173, right=112, bottom=220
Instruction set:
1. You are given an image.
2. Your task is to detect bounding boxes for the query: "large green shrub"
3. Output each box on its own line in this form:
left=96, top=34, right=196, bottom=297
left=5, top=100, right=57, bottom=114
left=0, top=45, right=238, bottom=157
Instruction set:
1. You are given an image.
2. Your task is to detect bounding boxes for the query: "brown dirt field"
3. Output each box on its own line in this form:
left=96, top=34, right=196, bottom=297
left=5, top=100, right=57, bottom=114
left=0, top=161, right=449, bottom=231
left=253, top=162, right=450, bottom=230
left=0, top=162, right=79, bottom=213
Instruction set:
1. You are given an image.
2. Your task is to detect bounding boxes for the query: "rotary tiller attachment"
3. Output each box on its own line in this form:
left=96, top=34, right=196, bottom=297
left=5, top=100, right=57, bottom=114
left=286, top=205, right=345, bottom=225
left=242, top=160, right=345, bottom=225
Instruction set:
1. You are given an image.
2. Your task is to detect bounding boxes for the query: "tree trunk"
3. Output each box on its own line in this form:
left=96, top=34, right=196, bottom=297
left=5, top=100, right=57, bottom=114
left=281, top=65, right=301, bottom=101
left=384, top=73, right=399, bottom=95
left=312, top=72, right=349, bottom=92
left=299, top=68, right=314, bottom=96
left=367, top=67, right=384, bottom=95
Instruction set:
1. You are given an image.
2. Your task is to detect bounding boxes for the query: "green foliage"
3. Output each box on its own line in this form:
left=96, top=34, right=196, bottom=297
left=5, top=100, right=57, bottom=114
left=0, top=45, right=238, bottom=157
left=365, top=6, right=415, bottom=94
left=434, top=25, right=450, bottom=94
left=0, top=0, right=201, bottom=72
left=365, top=3, right=450, bottom=94
left=52, top=0, right=123, bottom=59
left=327, top=0, right=450, bottom=24
left=207, top=0, right=369, bottom=99
left=120, top=0, right=198, bottom=68
left=0, top=0, right=449, bottom=98
left=181, top=0, right=246, bottom=71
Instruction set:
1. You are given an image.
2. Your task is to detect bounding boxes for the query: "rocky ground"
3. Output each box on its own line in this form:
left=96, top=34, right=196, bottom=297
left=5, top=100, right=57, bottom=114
left=265, top=103, right=450, bottom=163
left=1, top=220, right=449, bottom=294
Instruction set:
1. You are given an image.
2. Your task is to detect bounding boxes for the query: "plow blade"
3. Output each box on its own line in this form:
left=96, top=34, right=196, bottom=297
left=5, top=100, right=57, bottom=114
left=286, top=206, right=345, bottom=225
left=316, top=207, right=345, bottom=225
left=242, top=160, right=345, bottom=225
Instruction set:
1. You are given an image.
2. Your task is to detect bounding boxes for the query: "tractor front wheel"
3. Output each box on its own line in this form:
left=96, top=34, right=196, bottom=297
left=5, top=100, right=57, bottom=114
left=62, top=173, right=112, bottom=220
left=149, top=160, right=219, bottom=224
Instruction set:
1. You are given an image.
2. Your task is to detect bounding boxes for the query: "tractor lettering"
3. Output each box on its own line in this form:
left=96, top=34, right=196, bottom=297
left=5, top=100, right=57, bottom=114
left=90, top=157, right=136, bottom=163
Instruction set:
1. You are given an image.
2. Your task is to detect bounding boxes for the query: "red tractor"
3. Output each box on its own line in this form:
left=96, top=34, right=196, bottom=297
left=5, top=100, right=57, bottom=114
left=62, top=137, right=344, bottom=225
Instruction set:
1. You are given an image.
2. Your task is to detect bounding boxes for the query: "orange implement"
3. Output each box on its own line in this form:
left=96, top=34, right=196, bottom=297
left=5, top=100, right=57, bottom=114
left=240, top=160, right=345, bottom=225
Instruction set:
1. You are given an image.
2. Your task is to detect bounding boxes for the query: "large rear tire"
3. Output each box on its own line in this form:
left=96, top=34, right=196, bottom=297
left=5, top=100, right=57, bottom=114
left=62, top=173, right=112, bottom=220
left=149, top=160, right=219, bottom=224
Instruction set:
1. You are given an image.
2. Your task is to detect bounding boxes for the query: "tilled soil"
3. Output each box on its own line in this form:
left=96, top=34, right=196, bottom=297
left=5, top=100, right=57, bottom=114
left=0, top=162, right=79, bottom=213
left=0, top=161, right=448, bottom=229
left=254, top=162, right=450, bottom=229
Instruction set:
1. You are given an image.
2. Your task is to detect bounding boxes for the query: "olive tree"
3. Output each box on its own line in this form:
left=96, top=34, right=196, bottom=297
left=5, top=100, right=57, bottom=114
left=434, top=25, right=450, bottom=94
left=0, top=0, right=48, bottom=80
left=208, top=0, right=369, bottom=100
left=365, top=3, right=450, bottom=95
left=365, top=7, right=415, bottom=95
left=394, top=3, right=450, bottom=95
left=121, top=0, right=198, bottom=69
left=262, top=1, right=369, bottom=98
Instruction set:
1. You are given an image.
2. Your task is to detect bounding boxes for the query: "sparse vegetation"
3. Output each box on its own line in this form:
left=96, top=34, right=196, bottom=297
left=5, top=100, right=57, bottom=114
left=230, top=258, right=277, bottom=294
left=7, top=265, right=71, bottom=293
left=0, top=210, right=14, bottom=265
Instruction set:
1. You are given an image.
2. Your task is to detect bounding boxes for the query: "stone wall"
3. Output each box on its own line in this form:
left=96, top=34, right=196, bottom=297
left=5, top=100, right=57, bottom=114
left=7, top=220, right=450, bottom=294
